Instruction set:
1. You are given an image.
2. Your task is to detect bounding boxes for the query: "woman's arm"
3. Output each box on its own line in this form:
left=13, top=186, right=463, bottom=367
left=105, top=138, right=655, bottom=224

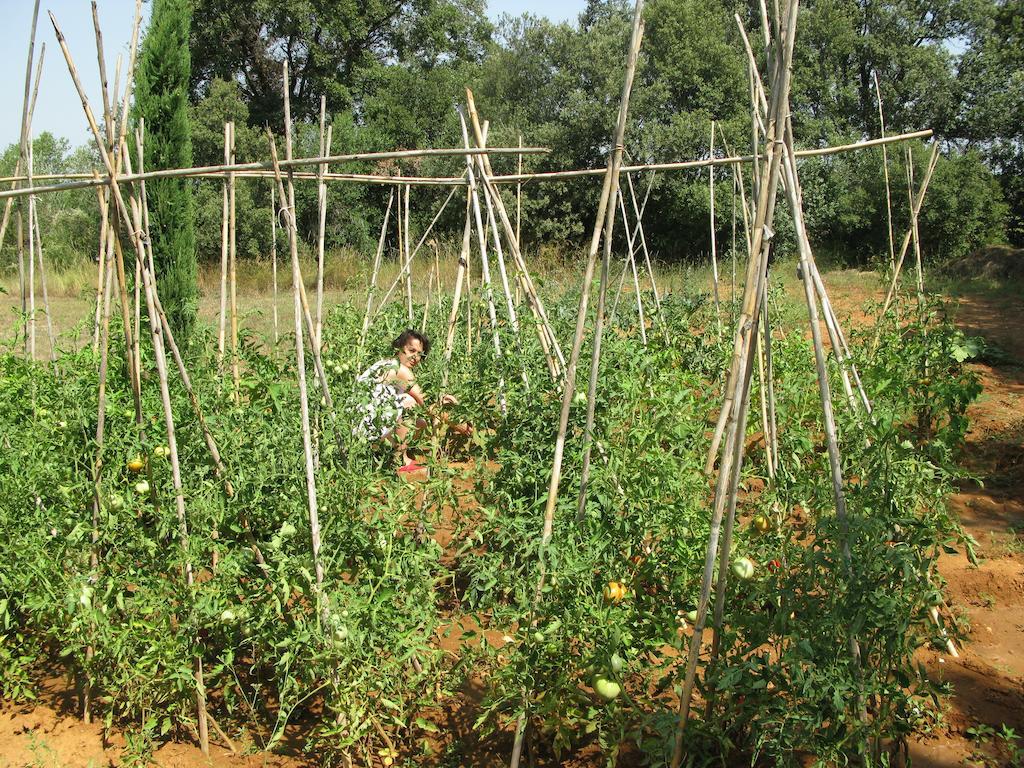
left=394, top=364, right=426, bottom=406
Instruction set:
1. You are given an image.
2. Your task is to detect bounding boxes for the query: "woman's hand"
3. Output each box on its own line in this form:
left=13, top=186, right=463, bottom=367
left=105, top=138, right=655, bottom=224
left=439, top=393, right=459, bottom=407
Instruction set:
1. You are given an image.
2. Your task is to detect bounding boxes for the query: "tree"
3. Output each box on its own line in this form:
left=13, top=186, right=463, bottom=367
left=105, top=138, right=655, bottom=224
left=189, top=0, right=491, bottom=129
left=135, top=0, right=198, bottom=347
left=953, top=0, right=1024, bottom=243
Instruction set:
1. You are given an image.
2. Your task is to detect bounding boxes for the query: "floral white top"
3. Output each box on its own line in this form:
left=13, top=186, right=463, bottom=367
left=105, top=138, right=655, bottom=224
left=352, top=358, right=407, bottom=440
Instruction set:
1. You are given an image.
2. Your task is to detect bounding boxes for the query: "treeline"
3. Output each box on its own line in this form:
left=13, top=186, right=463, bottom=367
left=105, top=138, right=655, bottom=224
left=4, top=0, right=1022, bottom=272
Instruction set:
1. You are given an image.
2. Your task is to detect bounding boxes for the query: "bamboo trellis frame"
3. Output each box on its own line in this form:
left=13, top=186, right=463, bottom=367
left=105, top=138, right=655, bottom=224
left=13, top=3, right=954, bottom=762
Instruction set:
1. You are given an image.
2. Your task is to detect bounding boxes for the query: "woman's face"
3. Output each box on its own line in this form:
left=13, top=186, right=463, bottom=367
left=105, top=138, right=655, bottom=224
left=398, top=337, right=424, bottom=368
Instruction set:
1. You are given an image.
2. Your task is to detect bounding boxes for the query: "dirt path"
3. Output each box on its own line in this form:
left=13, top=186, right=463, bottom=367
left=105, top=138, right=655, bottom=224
left=819, top=273, right=1024, bottom=766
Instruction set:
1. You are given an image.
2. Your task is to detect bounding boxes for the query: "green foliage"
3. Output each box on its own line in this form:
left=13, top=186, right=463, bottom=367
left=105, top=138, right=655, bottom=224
left=135, top=0, right=198, bottom=348
left=0, top=275, right=982, bottom=763
left=0, top=134, right=99, bottom=272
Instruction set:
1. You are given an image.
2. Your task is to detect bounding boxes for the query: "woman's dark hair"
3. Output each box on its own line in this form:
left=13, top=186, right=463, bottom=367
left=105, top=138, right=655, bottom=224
left=392, top=329, right=431, bottom=357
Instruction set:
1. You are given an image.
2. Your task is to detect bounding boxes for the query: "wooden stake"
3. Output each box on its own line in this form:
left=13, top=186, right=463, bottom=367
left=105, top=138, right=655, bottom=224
left=709, top=121, right=722, bottom=338
left=271, top=185, right=279, bottom=346
left=511, top=4, right=646, bottom=765
left=672, top=0, right=798, bottom=758
left=358, top=189, right=395, bottom=352
left=873, top=71, right=896, bottom=270
left=218, top=122, right=229, bottom=367
left=458, top=111, right=507, bottom=413
left=229, top=122, right=240, bottom=400
left=315, top=97, right=330, bottom=348
left=275, top=63, right=325, bottom=620
left=872, top=144, right=939, bottom=351
left=442, top=192, right=473, bottom=388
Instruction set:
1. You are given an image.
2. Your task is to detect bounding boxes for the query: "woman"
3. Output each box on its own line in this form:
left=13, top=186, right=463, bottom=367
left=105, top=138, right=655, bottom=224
left=354, top=329, right=457, bottom=473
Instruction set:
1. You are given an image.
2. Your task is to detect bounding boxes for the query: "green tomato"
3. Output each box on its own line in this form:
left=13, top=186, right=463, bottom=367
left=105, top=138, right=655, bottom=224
left=533, top=631, right=545, bottom=643
left=220, top=609, right=237, bottom=623
left=573, top=391, right=588, bottom=406
left=108, top=494, right=125, bottom=511
left=686, top=609, right=699, bottom=623
left=333, top=626, right=350, bottom=643
left=594, top=677, right=621, bottom=701
left=134, top=480, right=150, bottom=495
left=610, top=653, right=626, bottom=674
left=732, top=557, right=755, bottom=580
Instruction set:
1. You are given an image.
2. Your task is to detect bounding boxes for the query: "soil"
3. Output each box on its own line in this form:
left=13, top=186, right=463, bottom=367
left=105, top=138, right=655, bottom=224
left=2, top=271, right=1022, bottom=767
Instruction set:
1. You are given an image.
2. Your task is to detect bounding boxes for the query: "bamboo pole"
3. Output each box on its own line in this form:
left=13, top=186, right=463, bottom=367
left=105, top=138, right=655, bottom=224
left=872, top=144, right=940, bottom=351
left=80, top=0, right=143, bottom=715
left=358, top=190, right=395, bottom=352
left=19, top=2, right=41, bottom=361
left=509, top=6, right=645, bottom=765
left=709, top=121, right=722, bottom=338
left=229, top=122, right=240, bottom=400
left=275, top=63, right=325, bottom=620
left=217, top=122, right=229, bottom=367
left=404, top=183, right=414, bottom=324
left=271, top=185, right=279, bottom=346
left=0, top=130, right=935, bottom=202
left=368, top=183, right=459, bottom=327
left=442, top=193, right=473, bottom=388
left=91, top=183, right=109, bottom=352
left=616, top=187, right=648, bottom=345
left=623, top=171, right=669, bottom=342
left=458, top=111, right=507, bottom=414
left=464, top=92, right=565, bottom=378
left=315, top=97, right=329, bottom=348
left=671, top=0, right=798, bottom=758
left=781, top=120, right=867, bottom=735
left=516, top=134, right=523, bottom=246
left=873, top=71, right=896, bottom=270
left=906, top=146, right=926, bottom=309
left=475, top=130, right=523, bottom=345
left=55, top=17, right=210, bottom=738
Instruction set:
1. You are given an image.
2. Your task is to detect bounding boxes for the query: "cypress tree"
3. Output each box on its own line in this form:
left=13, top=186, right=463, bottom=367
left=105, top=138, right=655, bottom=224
left=135, top=0, right=197, bottom=348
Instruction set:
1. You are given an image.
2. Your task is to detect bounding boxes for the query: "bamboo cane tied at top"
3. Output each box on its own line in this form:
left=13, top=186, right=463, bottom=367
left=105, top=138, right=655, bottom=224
left=50, top=14, right=211, bottom=742
left=315, top=96, right=330, bottom=349
left=458, top=110, right=509, bottom=414
left=872, top=143, right=940, bottom=352
left=274, top=63, right=326, bottom=622
left=671, top=0, right=798, bottom=758
left=615, top=187, right=648, bottom=346
left=464, top=91, right=565, bottom=377
left=50, top=11, right=144, bottom=422
left=516, top=5, right=647, bottom=764
left=874, top=70, right=897, bottom=270
left=358, top=188, right=395, bottom=353
left=218, top=122, right=229, bottom=367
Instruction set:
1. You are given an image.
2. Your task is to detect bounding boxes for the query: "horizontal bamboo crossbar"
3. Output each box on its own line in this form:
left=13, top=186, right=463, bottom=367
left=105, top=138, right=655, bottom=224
left=0, top=129, right=932, bottom=199
left=0, top=145, right=548, bottom=199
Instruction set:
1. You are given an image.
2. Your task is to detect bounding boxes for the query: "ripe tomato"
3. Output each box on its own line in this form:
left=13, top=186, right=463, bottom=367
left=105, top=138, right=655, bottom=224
left=603, top=581, right=628, bottom=603
left=127, top=456, right=145, bottom=473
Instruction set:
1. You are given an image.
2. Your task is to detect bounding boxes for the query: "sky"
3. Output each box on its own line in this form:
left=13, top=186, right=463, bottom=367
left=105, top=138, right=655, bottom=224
left=0, top=0, right=588, bottom=151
